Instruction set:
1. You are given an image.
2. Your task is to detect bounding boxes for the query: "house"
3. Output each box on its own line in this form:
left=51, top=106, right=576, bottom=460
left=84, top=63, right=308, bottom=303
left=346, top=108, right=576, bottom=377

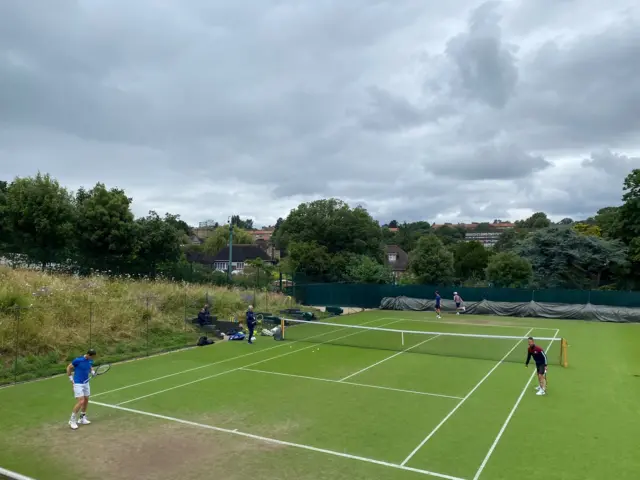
left=210, top=244, right=275, bottom=273
left=384, top=245, right=409, bottom=278
left=251, top=229, right=275, bottom=242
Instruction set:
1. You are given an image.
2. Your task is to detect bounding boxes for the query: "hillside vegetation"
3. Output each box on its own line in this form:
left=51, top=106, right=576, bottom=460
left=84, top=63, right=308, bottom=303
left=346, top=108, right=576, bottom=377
left=0, top=268, right=301, bottom=385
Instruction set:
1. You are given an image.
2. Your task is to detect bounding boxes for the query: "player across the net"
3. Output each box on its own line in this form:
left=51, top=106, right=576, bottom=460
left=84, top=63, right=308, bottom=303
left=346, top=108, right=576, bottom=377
left=278, top=319, right=568, bottom=366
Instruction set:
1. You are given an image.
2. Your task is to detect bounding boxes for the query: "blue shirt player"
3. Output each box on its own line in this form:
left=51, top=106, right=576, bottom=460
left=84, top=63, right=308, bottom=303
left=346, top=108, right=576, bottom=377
left=66, top=348, right=96, bottom=430
left=435, top=291, right=442, bottom=319
left=246, top=305, right=257, bottom=344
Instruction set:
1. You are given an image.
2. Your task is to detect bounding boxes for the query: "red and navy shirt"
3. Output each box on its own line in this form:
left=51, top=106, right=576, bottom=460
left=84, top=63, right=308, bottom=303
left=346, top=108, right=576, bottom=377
left=526, top=345, right=548, bottom=366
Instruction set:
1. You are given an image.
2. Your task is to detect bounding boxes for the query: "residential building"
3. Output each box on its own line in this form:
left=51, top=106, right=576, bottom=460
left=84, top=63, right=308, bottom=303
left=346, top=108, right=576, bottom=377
left=384, top=245, right=409, bottom=278
left=251, top=229, right=274, bottom=242
left=464, top=231, right=503, bottom=247
left=209, top=244, right=275, bottom=273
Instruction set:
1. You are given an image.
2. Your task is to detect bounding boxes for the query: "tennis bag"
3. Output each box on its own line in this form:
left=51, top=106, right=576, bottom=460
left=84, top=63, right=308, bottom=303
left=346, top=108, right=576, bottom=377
left=197, top=336, right=214, bottom=346
left=229, top=332, right=246, bottom=341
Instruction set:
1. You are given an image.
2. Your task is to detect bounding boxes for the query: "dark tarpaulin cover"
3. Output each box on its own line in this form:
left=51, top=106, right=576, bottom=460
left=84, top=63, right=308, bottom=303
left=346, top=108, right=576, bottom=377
left=380, top=296, right=640, bottom=323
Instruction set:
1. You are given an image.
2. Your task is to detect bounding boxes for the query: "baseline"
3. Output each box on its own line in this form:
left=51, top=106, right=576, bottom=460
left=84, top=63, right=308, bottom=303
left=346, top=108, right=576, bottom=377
left=242, top=367, right=462, bottom=400
left=91, top=400, right=465, bottom=480
left=471, top=329, right=560, bottom=480
left=94, top=317, right=385, bottom=398
left=0, top=466, right=36, bottom=480
left=115, top=319, right=406, bottom=406
left=400, top=327, right=534, bottom=467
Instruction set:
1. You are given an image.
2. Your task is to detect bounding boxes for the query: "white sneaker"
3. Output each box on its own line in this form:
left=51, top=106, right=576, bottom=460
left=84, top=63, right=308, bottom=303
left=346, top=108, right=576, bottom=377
left=535, top=385, right=541, bottom=391
left=536, top=389, right=546, bottom=396
left=69, top=420, right=78, bottom=430
left=78, top=416, right=91, bottom=425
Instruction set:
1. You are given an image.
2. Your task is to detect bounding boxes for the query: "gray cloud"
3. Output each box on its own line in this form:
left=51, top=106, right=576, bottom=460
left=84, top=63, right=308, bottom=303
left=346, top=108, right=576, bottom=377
left=0, top=0, right=638, bottom=228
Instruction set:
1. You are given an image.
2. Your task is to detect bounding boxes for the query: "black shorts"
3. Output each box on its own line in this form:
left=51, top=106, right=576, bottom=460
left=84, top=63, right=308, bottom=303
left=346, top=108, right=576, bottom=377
left=455, top=302, right=461, bottom=308
left=435, top=304, right=441, bottom=310
left=536, top=364, right=546, bottom=375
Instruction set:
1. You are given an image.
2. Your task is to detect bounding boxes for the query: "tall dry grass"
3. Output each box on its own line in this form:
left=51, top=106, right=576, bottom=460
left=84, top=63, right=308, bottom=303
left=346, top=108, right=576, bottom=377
left=0, top=267, right=300, bottom=384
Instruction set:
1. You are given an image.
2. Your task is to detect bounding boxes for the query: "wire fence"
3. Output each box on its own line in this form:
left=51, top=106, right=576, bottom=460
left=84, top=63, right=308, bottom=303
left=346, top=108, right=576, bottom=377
left=0, top=290, right=290, bottom=386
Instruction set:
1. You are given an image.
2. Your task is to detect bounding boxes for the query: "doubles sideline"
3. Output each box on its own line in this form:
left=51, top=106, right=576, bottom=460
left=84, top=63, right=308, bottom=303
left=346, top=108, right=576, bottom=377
left=400, top=327, right=535, bottom=466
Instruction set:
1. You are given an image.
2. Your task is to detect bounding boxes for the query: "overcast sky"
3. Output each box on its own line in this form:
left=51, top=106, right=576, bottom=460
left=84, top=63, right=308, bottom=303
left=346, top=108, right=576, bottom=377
left=1, top=0, right=639, bottom=227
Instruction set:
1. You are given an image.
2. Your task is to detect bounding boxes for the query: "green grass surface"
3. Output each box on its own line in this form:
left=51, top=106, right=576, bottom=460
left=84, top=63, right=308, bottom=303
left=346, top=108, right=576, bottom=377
left=0, top=311, right=639, bottom=480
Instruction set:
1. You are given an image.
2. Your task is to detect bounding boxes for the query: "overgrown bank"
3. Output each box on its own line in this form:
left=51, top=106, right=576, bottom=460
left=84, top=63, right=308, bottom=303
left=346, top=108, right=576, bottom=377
left=0, top=268, right=302, bottom=385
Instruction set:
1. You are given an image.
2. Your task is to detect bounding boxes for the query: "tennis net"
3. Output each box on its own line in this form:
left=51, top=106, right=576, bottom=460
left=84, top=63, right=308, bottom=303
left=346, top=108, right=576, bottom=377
left=279, top=319, right=567, bottom=366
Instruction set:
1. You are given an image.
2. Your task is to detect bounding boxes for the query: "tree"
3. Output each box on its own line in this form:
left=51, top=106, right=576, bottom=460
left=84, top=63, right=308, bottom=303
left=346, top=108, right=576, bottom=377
left=453, top=241, right=490, bottom=281
left=202, top=225, right=254, bottom=255
left=573, top=223, right=602, bottom=237
left=345, top=255, right=392, bottom=284
left=4, top=174, right=76, bottom=269
left=0, top=181, right=10, bottom=251
left=558, top=218, right=574, bottom=225
left=515, top=212, right=551, bottom=229
left=395, top=221, right=431, bottom=251
left=617, top=169, right=640, bottom=243
left=408, top=235, right=454, bottom=284
left=473, top=223, right=493, bottom=233
left=285, top=241, right=332, bottom=280
left=134, top=211, right=183, bottom=276
left=276, top=199, right=383, bottom=261
left=74, top=183, right=138, bottom=272
left=231, top=215, right=254, bottom=230
left=242, top=258, right=276, bottom=288
left=434, top=225, right=466, bottom=245
left=485, top=252, right=533, bottom=288
left=388, top=220, right=399, bottom=228
left=493, top=229, right=527, bottom=252
left=594, top=207, right=621, bottom=238
left=515, top=226, right=628, bottom=289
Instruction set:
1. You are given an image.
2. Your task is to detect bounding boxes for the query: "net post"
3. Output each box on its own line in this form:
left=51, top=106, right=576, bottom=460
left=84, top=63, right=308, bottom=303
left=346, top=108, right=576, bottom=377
left=401, top=331, right=404, bottom=346
left=561, top=338, right=568, bottom=367
left=281, top=318, right=285, bottom=340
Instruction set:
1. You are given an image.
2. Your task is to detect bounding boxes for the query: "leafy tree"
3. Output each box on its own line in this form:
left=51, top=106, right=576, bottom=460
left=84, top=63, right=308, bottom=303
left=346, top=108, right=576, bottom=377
left=558, top=218, right=574, bottom=225
left=395, top=221, right=431, bottom=251
left=408, top=235, right=454, bottom=284
left=4, top=174, right=76, bottom=269
left=242, top=258, right=276, bottom=288
left=434, top=225, right=466, bottom=246
left=594, top=206, right=621, bottom=238
left=202, top=225, right=254, bottom=255
left=74, top=183, right=138, bottom=272
left=473, top=223, right=493, bottom=233
left=485, top=252, right=533, bottom=288
left=515, top=226, right=628, bottom=289
left=493, top=229, right=527, bottom=252
left=515, top=212, right=551, bottom=229
left=573, top=223, right=602, bottom=237
left=617, top=169, right=640, bottom=244
left=388, top=219, right=399, bottom=228
left=231, top=215, right=254, bottom=230
left=134, top=211, right=183, bottom=276
left=345, top=255, right=392, bottom=284
left=276, top=199, right=383, bottom=260
left=0, top=180, right=10, bottom=251
left=453, top=241, right=490, bottom=281
left=286, top=241, right=332, bottom=280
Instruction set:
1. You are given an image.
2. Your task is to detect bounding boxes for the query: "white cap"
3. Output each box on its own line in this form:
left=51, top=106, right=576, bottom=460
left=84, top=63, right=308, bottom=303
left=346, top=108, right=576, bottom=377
left=454, top=292, right=458, bottom=295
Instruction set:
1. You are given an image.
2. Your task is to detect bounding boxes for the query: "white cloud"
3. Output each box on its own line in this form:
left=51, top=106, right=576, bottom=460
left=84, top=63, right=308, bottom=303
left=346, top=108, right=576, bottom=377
left=0, top=0, right=638, bottom=226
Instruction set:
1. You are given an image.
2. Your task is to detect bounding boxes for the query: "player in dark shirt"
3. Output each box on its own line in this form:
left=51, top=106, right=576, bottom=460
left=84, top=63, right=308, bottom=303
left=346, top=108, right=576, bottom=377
left=526, top=337, right=548, bottom=396
left=246, top=305, right=257, bottom=344
left=434, top=291, right=442, bottom=319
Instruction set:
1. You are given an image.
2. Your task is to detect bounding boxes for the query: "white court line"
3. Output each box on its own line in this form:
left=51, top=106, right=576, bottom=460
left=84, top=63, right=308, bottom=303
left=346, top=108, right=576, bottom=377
left=116, top=319, right=405, bottom=406
left=0, top=466, right=37, bottom=480
left=93, top=317, right=385, bottom=398
left=472, top=329, right=560, bottom=480
left=400, top=327, right=535, bottom=467
left=378, top=317, right=557, bottom=331
left=91, top=400, right=465, bottom=480
left=242, top=367, right=463, bottom=400
left=339, top=334, right=441, bottom=382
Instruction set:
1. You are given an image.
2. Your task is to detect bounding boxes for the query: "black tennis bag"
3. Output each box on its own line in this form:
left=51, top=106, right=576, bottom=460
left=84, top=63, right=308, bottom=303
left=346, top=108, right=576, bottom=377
left=197, top=335, right=214, bottom=346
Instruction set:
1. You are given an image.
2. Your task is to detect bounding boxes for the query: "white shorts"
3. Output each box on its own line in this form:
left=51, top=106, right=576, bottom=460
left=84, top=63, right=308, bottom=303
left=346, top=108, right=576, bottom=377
left=73, top=383, right=90, bottom=398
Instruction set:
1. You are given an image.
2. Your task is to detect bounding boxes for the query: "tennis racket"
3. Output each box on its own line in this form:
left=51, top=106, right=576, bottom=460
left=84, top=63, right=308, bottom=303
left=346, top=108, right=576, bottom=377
left=86, top=363, right=111, bottom=382
left=256, top=313, right=264, bottom=322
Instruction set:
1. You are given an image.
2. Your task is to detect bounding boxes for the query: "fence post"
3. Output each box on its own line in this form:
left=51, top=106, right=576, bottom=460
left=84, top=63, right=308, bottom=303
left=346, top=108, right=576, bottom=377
left=89, top=301, right=93, bottom=349
left=531, top=290, right=535, bottom=302
left=13, top=307, right=20, bottom=384
left=146, top=296, right=150, bottom=357
left=183, top=293, right=187, bottom=333
left=587, top=290, right=592, bottom=304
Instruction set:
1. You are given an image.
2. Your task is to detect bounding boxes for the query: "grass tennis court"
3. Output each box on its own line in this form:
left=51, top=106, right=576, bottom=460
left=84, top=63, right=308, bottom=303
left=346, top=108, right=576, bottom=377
left=1, top=310, right=639, bottom=480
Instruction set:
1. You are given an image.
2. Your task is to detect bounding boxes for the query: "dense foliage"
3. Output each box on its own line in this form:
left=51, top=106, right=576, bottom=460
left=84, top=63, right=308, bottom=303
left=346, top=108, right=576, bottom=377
left=2, top=168, right=639, bottom=291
